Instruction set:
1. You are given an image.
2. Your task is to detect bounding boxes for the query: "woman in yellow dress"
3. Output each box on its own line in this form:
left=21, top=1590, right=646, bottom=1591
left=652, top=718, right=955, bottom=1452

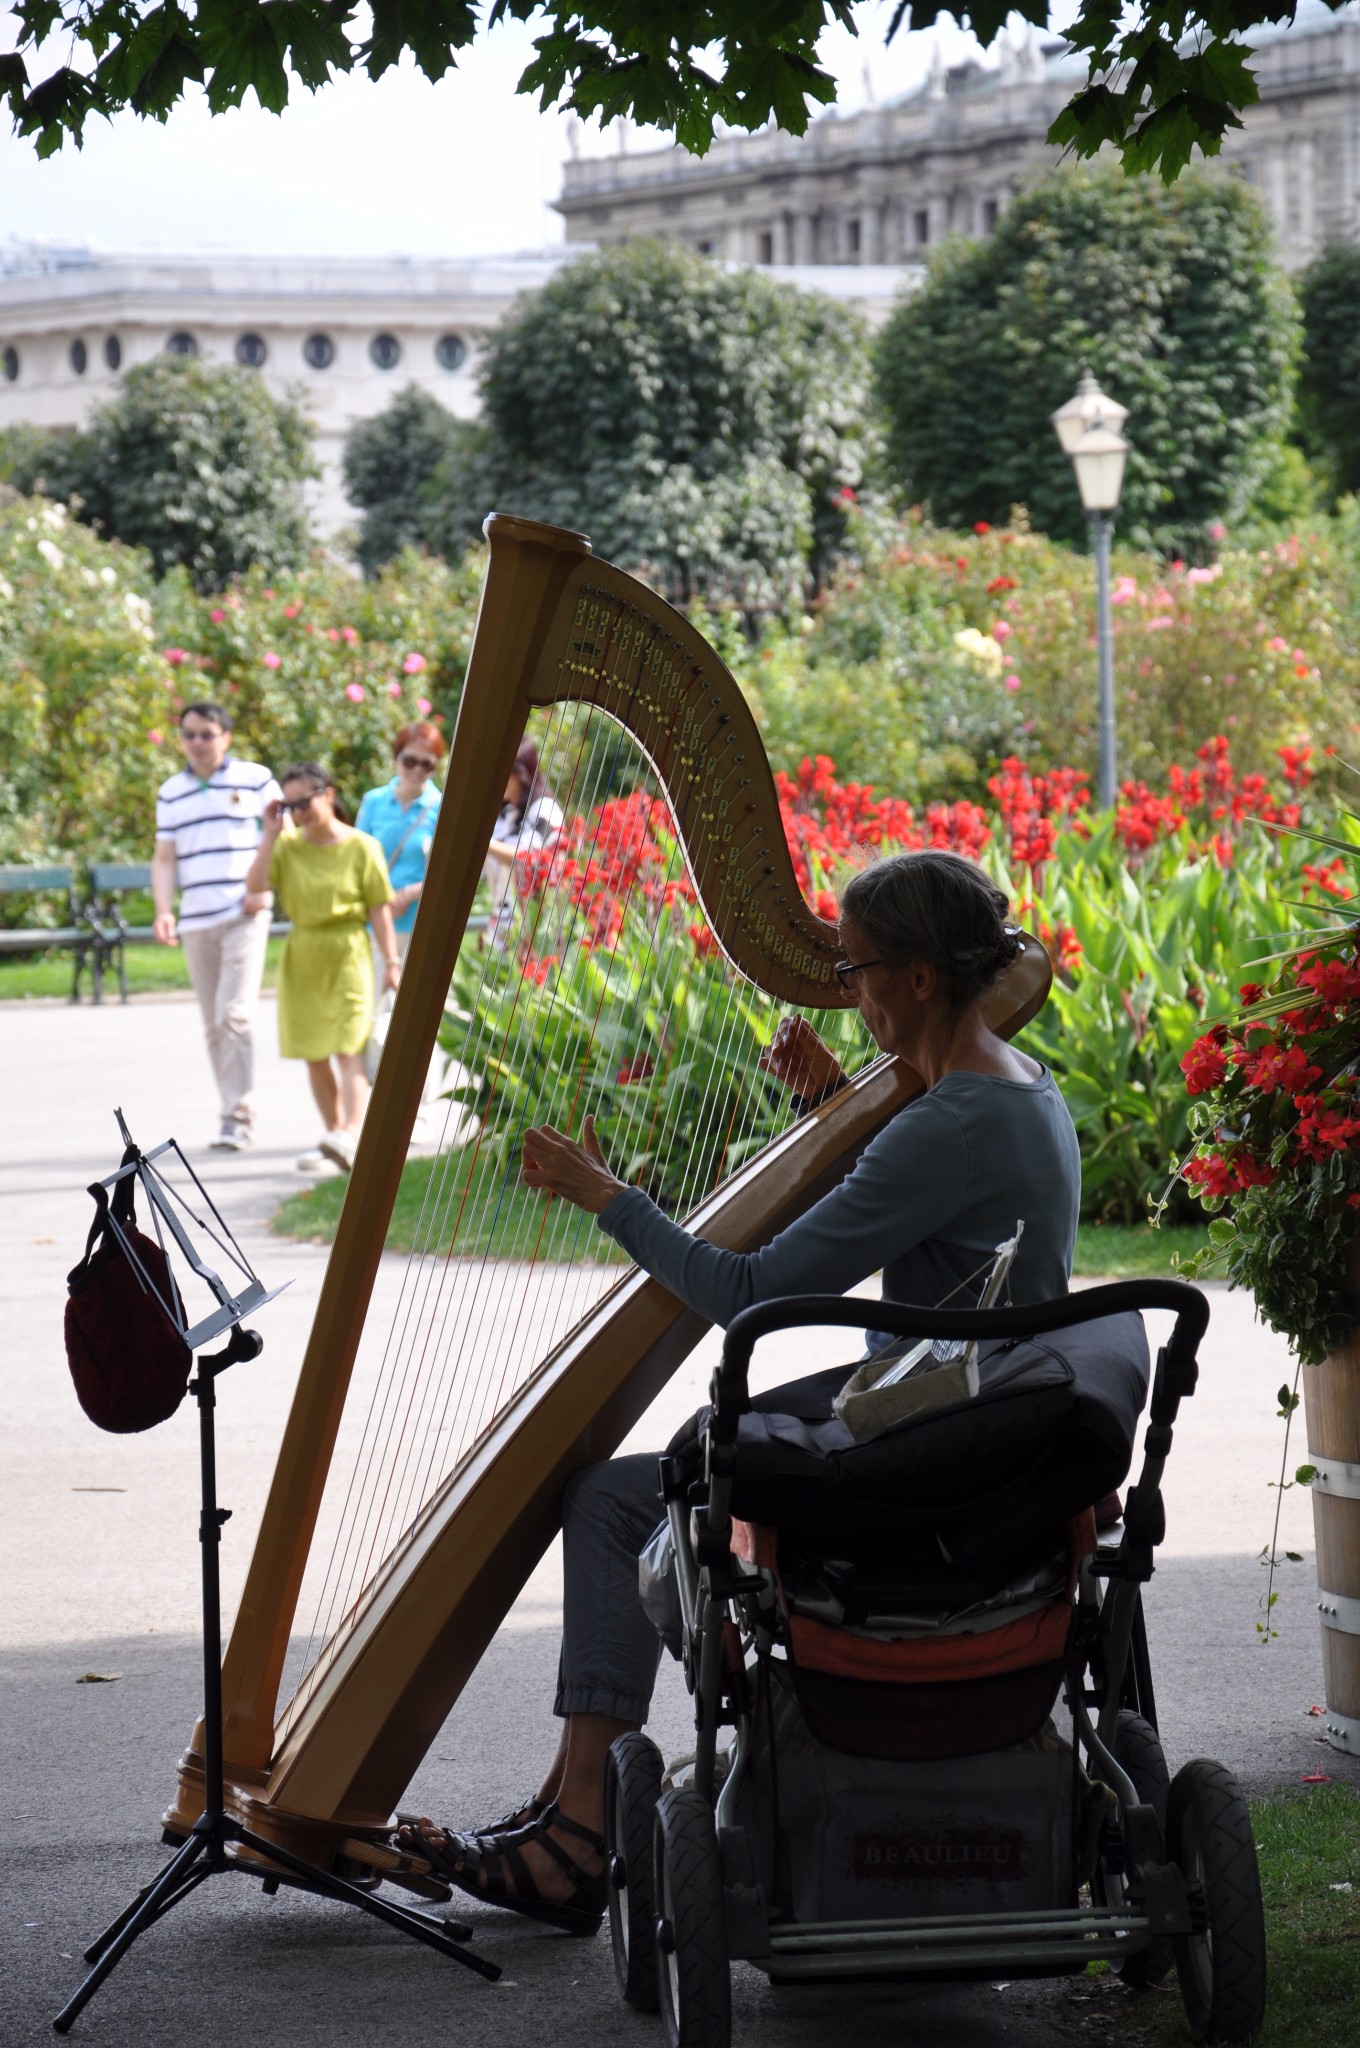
left=244, top=761, right=398, bottom=1172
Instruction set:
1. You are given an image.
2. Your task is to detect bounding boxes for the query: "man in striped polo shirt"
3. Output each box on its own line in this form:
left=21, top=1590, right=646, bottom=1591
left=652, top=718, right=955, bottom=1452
left=152, top=702, right=281, bottom=1149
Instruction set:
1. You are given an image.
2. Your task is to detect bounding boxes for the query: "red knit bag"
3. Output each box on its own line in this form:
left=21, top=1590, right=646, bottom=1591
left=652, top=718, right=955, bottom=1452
left=65, top=1149, right=192, bottom=1433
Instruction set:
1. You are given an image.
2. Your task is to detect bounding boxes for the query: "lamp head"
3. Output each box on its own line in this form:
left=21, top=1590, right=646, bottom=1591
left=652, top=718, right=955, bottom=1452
left=1069, top=420, right=1131, bottom=515
left=1051, top=368, right=1129, bottom=455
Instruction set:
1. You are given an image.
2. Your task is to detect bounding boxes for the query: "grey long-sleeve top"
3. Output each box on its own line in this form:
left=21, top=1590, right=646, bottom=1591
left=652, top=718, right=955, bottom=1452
left=597, top=1065, right=1081, bottom=1337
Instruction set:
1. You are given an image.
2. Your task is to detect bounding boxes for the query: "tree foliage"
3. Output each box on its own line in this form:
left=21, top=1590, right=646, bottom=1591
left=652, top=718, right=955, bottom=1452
left=1296, top=244, right=1360, bottom=507
left=342, top=384, right=470, bottom=578
left=413, top=240, right=874, bottom=602
left=876, top=165, right=1298, bottom=556
left=8, top=355, right=316, bottom=590
left=3, top=0, right=1344, bottom=184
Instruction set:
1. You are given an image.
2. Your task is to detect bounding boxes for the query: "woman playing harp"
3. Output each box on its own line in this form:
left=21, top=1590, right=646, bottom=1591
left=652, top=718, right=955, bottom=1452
left=396, top=848, right=1081, bottom=1933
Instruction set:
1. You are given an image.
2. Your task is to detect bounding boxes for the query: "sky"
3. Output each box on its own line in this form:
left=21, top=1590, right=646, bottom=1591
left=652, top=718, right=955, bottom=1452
left=0, top=6, right=1073, bottom=261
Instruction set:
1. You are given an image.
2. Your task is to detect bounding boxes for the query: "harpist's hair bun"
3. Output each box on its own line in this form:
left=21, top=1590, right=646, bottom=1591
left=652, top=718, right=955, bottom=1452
left=840, top=852, right=1019, bottom=1014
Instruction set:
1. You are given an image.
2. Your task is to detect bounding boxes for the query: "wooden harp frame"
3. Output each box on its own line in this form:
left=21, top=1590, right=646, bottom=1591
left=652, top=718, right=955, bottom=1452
left=165, top=514, right=1051, bottom=1857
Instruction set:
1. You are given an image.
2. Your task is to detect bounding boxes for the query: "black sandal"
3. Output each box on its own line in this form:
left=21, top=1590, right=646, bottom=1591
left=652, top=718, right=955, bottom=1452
left=396, top=1806, right=607, bottom=1937
left=397, top=1794, right=547, bottom=1842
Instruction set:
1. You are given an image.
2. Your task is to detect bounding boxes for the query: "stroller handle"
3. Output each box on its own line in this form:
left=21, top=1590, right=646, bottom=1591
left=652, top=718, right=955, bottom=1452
left=709, top=1279, right=1209, bottom=1443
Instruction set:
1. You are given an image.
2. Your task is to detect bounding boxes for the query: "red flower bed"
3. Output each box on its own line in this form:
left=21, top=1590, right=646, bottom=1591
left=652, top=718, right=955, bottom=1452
left=509, top=738, right=1309, bottom=977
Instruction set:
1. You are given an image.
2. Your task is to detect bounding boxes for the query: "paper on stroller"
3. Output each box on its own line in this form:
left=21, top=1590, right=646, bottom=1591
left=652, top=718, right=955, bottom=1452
left=832, top=1224, right=1024, bottom=1443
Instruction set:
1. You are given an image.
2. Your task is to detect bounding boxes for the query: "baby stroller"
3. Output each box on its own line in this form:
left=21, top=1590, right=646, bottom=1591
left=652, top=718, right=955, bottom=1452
left=603, top=1280, right=1266, bottom=2047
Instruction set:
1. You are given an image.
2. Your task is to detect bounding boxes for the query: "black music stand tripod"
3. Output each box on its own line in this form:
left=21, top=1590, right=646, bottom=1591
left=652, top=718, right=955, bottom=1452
left=54, top=1123, right=498, bottom=2036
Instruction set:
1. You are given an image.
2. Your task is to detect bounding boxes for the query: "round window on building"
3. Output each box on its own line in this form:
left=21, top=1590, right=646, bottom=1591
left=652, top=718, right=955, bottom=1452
left=369, top=332, right=401, bottom=370
left=166, top=331, right=199, bottom=356
left=104, top=334, right=122, bottom=371
left=235, top=332, right=268, bottom=368
left=69, top=337, right=88, bottom=376
left=2, top=345, right=18, bottom=383
left=435, top=332, right=466, bottom=372
left=303, top=331, right=335, bottom=369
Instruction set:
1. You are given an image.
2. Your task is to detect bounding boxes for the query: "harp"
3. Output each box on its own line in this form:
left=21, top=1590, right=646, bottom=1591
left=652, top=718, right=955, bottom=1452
left=164, top=514, right=1051, bottom=1864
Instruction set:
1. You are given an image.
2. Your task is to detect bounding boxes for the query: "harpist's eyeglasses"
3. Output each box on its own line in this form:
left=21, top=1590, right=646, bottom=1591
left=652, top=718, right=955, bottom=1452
left=833, top=957, right=884, bottom=989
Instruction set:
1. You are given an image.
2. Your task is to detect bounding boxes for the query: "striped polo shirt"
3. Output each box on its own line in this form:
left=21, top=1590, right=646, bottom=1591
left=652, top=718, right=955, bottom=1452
left=155, top=756, right=282, bottom=934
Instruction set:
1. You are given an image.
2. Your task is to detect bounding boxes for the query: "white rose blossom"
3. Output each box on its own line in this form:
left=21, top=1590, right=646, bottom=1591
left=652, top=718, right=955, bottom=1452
left=36, top=538, right=65, bottom=571
left=952, top=626, right=1004, bottom=673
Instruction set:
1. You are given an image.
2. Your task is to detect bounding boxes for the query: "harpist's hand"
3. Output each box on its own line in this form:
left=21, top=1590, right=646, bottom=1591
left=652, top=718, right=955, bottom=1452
left=758, top=1015, right=845, bottom=1103
left=521, top=1115, right=627, bottom=1214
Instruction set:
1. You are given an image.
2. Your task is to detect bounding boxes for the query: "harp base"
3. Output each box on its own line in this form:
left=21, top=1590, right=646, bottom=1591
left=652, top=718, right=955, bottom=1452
left=54, top=1327, right=499, bottom=2038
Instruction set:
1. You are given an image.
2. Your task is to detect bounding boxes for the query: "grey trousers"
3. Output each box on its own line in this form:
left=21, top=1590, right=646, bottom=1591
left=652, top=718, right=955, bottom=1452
left=554, top=1453, right=666, bottom=1723
left=552, top=1368, right=848, bottom=1724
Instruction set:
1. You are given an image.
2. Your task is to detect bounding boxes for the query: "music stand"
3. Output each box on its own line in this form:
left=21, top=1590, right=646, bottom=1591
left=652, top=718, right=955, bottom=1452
left=54, top=1117, right=497, bottom=2036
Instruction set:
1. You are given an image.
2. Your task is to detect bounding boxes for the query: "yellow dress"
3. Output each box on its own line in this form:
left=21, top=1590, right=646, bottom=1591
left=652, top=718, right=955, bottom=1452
left=269, top=830, right=393, bottom=1060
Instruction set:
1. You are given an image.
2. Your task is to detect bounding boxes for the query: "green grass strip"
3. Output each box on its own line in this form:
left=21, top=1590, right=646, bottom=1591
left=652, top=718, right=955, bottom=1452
left=0, top=937, right=283, bottom=1002
left=273, top=1154, right=1204, bottom=1280
left=272, top=1148, right=630, bottom=1263
left=1092, top=1786, right=1360, bottom=2046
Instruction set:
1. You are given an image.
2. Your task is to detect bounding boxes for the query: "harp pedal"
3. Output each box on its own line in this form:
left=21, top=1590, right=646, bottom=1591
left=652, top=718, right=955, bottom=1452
left=335, top=1835, right=454, bottom=1903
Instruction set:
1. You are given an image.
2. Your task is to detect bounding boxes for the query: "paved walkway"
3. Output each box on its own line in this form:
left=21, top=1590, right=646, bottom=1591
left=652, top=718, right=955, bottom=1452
left=2, top=995, right=1353, bottom=2046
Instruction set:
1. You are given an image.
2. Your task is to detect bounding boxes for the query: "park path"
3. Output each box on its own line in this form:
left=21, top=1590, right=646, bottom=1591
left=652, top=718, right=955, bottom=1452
left=1, top=993, right=1352, bottom=2047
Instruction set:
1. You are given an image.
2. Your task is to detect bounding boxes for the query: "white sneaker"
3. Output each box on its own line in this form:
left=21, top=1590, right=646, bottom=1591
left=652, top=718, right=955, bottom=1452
left=319, top=1128, right=358, bottom=1172
left=296, top=1147, right=327, bottom=1172
left=211, top=1120, right=251, bottom=1151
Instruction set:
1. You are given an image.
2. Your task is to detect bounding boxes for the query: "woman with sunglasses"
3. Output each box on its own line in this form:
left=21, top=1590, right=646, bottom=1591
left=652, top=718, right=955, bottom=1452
left=355, top=722, right=445, bottom=958
left=355, top=723, right=447, bottom=1143
left=245, top=762, right=398, bottom=1173
left=397, top=849, right=1082, bottom=1931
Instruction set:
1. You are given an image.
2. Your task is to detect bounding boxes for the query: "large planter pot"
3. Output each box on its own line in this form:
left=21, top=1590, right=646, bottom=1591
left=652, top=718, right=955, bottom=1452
left=1303, top=1318, right=1360, bottom=1755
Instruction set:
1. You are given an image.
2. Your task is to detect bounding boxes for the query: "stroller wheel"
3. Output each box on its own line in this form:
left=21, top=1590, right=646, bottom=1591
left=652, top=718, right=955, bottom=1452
left=605, top=1732, right=664, bottom=2011
left=1111, top=1710, right=1174, bottom=1987
left=653, top=1786, right=731, bottom=2048
left=1167, top=1759, right=1267, bottom=2044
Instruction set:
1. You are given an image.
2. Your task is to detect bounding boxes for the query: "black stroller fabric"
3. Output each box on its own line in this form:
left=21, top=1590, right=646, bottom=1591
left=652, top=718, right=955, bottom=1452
left=674, top=1308, right=1149, bottom=1581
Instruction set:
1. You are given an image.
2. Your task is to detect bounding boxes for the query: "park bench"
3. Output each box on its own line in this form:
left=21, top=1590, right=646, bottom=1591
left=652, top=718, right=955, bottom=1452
left=81, top=861, right=154, bottom=1005
left=0, top=865, right=91, bottom=1001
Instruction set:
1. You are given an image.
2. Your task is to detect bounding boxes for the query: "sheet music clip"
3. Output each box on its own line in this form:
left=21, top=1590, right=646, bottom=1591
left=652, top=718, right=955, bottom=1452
left=99, top=1107, right=290, bottom=1353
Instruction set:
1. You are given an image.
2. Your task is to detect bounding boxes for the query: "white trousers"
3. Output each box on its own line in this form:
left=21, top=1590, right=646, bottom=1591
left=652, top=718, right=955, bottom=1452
left=181, top=911, right=271, bottom=1128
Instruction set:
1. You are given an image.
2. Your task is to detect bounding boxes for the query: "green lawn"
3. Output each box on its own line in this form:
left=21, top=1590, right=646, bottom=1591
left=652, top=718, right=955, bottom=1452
left=0, top=937, right=283, bottom=1002
left=273, top=1148, right=632, bottom=1262
left=1087, top=1786, right=1360, bottom=2047
left=1072, top=1222, right=1207, bottom=1280
left=273, top=1157, right=1204, bottom=1279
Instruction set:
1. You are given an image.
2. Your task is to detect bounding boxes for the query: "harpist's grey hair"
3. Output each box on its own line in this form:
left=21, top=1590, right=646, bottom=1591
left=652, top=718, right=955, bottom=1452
left=840, top=852, right=1018, bottom=1014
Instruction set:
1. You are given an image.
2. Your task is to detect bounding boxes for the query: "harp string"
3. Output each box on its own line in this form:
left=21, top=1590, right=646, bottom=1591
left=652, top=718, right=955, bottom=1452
left=277, top=599, right=815, bottom=1721
left=286, top=690, right=691, bottom=1691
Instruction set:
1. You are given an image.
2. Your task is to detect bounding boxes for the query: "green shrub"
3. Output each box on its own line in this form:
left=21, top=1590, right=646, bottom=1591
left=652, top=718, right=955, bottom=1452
left=7, top=356, right=317, bottom=592
left=876, top=163, right=1298, bottom=558
left=150, top=547, right=484, bottom=806
left=733, top=508, right=1358, bottom=798
left=0, top=496, right=164, bottom=864
left=0, top=497, right=486, bottom=865
left=423, top=240, right=875, bottom=604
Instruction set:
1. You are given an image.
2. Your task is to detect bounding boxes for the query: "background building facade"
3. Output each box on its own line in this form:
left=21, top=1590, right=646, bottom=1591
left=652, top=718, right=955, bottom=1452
left=555, top=3, right=1360, bottom=273
left=0, top=247, right=577, bottom=531
left=0, top=247, right=905, bottom=532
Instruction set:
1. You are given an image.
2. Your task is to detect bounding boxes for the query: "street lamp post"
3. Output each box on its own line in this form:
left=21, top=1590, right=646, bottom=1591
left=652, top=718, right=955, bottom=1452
left=1051, top=372, right=1131, bottom=812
